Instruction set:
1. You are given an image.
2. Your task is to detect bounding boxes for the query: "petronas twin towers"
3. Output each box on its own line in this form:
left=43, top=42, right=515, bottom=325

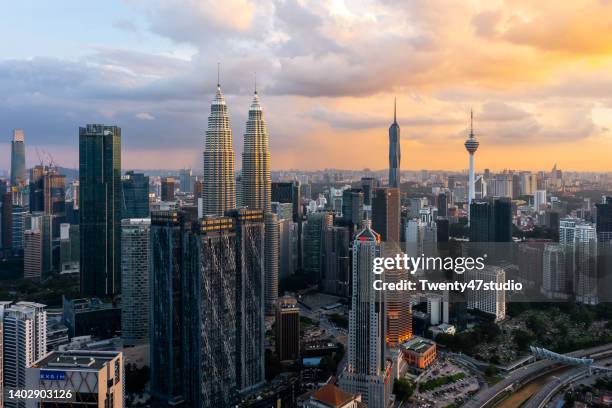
left=202, top=79, right=271, bottom=216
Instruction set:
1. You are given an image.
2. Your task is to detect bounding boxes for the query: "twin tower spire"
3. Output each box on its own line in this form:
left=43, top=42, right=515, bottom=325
left=202, top=70, right=271, bottom=216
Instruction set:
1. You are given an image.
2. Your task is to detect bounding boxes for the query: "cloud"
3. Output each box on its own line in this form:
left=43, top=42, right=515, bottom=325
left=1, top=0, right=612, bottom=171
left=135, top=112, right=155, bottom=120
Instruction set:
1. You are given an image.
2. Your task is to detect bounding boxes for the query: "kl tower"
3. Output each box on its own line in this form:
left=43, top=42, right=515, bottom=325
left=464, top=109, right=479, bottom=224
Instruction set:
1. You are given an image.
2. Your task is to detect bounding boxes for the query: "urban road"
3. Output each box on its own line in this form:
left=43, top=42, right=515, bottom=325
left=464, top=343, right=612, bottom=408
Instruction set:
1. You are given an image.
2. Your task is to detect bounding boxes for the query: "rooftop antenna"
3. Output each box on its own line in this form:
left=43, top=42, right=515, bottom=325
left=254, top=72, right=257, bottom=94
left=469, top=108, right=474, bottom=138
left=217, top=62, right=220, bottom=87
left=394, top=97, right=397, bottom=123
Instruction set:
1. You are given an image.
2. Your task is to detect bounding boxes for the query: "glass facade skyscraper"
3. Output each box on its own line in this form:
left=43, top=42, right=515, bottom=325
left=150, top=210, right=188, bottom=406
left=226, top=208, right=265, bottom=393
left=184, top=216, right=237, bottom=407
left=79, top=124, right=121, bottom=296
left=388, top=100, right=401, bottom=188
left=10, top=129, right=25, bottom=187
left=122, top=171, right=149, bottom=219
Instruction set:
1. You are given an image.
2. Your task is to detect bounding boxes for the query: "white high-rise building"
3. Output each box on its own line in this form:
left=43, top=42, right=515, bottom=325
left=121, top=218, right=150, bottom=346
left=242, top=86, right=271, bottom=213
left=542, top=244, right=568, bottom=299
left=534, top=190, right=547, bottom=211
left=574, top=223, right=598, bottom=305
left=340, top=221, right=392, bottom=408
left=202, top=78, right=236, bottom=216
left=521, top=173, right=538, bottom=196
left=2, top=302, right=47, bottom=408
left=464, top=111, right=479, bottom=224
left=560, top=218, right=599, bottom=305
left=466, top=266, right=506, bottom=321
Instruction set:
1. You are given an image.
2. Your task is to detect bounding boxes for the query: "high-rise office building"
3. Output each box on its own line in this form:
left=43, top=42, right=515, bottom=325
left=121, top=218, right=150, bottom=346
left=340, top=221, right=391, bottom=408
left=322, top=225, right=351, bottom=296
left=388, top=99, right=401, bottom=188
left=26, top=350, right=123, bottom=408
left=469, top=197, right=512, bottom=243
left=466, top=266, right=506, bottom=321
left=161, top=177, right=175, bottom=202
left=29, top=213, right=52, bottom=275
left=2, top=302, right=47, bottom=408
left=29, top=165, right=45, bottom=212
left=242, top=87, right=271, bottom=213
left=372, top=187, right=400, bottom=243
left=1, top=190, right=12, bottom=254
left=596, top=197, right=612, bottom=301
left=534, top=190, right=547, bottom=211
left=122, top=171, right=149, bottom=219
left=202, top=81, right=236, bottom=216
left=226, top=208, right=265, bottom=392
left=341, top=188, right=364, bottom=231
left=179, top=168, right=193, bottom=193
left=542, top=244, right=568, bottom=299
left=10, top=129, right=26, bottom=186
left=385, top=249, right=412, bottom=347
left=79, top=124, right=121, bottom=296
left=0, top=302, right=7, bottom=408
left=271, top=181, right=302, bottom=222
left=23, top=229, right=42, bottom=279
left=184, top=216, right=237, bottom=407
left=275, top=296, right=300, bottom=362
left=264, top=212, right=280, bottom=316
left=361, top=177, right=380, bottom=207
left=303, top=212, right=333, bottom=278
left=11, top=203, right=26, bottom=255
left=150, top=210, right=188, bottom=405
left=574, top=223, right=598, bottom=305
left=464, top=111, right=480, bottom=223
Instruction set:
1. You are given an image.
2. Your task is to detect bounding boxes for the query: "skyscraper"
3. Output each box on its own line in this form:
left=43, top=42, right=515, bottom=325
left=23, top=229, right=42, bottom=279
left=303, top=212, right=333, bottom=278
left=264, top=212, right=280, bottom=316
left=203, top=80, right=236, bottom=216
left=226, top=208, right=265, bottom=392
left=271, top=181, right=302, bottom=222
left=340, top=221, right=391, bottom=408
left=2, top=302, right=47, bottom=408
left=79, top=124, right=121, bottom=296
left=10, top=129, right=26, bottom=186
left=179, top=168, right=193, bottom=193
left=184, top=216, right=237, bottom=407
left=275, top=296, right=300, bottom=362
left=121, top=218, right=150, bottom=346
left=466, top=266, right=506, bottom=321
left=464, top=111, right=480, bottom=223
left=150, top=210, right=189, bottom=405
left=322, top=225, right=351, bottom=296
left=242, top=86, right=271, bottom=213
left=361, top=177, right=380, bottom=208
left=161, top=177, right=175, bottom=202
left=371, top=187, right=400, bottom=243
left=121, top=171, right=150, bottom=219
left=469, top=198, right=512, bottom=243
left=388, top=99, right=401, bottom=188
left=341, top=188, right=364, bottom=231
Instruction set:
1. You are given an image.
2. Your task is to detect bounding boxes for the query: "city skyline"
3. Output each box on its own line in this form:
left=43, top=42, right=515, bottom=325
left=2, top=1, right=612, bottom=172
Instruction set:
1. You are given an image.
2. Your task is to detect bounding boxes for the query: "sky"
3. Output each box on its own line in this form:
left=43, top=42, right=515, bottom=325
left=2, top=0, right=612, bottom=172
